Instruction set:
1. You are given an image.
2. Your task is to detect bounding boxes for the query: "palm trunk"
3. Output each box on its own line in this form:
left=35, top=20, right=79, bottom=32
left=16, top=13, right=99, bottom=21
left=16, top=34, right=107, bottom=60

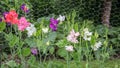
left=102, top=0, right=112, bottom=27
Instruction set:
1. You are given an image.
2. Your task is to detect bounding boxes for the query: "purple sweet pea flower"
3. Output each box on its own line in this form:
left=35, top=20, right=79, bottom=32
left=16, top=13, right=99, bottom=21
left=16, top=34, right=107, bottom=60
left=31, top=48, right=38, bottom=55
left=3, top=12, right=9, bottom=19
left=49, top=18, right=59, bottom=31
left=0, top=18, right=2, bottom=22
left=20, top=4, right=29, bottom=13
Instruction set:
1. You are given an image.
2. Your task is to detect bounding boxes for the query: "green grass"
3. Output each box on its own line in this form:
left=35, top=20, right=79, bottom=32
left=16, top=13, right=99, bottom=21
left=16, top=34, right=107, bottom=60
left=29, top=59, right=120, bottom=68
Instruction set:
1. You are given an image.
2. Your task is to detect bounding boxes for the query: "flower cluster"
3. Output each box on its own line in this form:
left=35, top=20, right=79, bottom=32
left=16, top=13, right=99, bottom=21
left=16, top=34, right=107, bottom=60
left=50, top=18, right=59, bottom=31
left=83, top=28, right=92, bottom=41
left=91, top=41, right=102, bottom=51
left=4, top=10, right=19, bottom=24
left=67, top=29, right=80, bottom=43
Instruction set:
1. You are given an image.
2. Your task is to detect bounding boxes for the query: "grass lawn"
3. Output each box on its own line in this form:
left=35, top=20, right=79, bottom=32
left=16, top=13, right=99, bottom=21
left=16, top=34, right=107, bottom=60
left=28, top=59, right=120, bottom=68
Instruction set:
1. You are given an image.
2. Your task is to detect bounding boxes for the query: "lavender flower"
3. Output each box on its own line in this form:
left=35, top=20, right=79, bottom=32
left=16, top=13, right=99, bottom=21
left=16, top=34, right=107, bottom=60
left=21, top=4, right=29, bottom=13
left=31, top=48, right=38, bottom=55
left=49, top=18, right=59, bottom=31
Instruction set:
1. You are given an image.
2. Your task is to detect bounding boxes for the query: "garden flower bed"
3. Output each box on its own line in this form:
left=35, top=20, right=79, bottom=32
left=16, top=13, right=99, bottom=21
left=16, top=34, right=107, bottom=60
left=0, top=1, right=120, bottom=68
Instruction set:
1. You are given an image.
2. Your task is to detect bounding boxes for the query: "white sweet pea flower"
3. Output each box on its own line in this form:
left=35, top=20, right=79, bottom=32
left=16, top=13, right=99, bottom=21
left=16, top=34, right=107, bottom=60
left=83, top=28, right=92, bottom=41
left=26, top=24, right=36, bottom=37
left=65, top=45, right=74, bottom=52
left=42, top=27, right=49, bottom=33
left=57, top=15, right=65, bottom=22
left=91, top=41, right=102, bottom=51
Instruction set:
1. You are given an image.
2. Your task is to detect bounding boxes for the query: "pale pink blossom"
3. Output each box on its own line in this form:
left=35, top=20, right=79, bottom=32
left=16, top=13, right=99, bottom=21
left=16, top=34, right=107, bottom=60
left=65, top=45, right=74, bottom=52
left=67, top=29, right=80, bottom=43
left=17, top=17, right=30, bottom=31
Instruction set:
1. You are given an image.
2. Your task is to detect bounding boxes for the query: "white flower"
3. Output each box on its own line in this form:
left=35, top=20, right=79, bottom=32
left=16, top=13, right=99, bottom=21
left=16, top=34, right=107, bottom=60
left=26, top=24, right=36, bottom=37
left=91, top=41, right=102, bottom=51
left=65, top=45, right=74, bottom=52
left=42, top=27, right=49, bottom=33
left=83, top=28, right=92, bottom=41
left=57, top=15, right=65, bottom=22
left=67, top=29, right=80, bottom=43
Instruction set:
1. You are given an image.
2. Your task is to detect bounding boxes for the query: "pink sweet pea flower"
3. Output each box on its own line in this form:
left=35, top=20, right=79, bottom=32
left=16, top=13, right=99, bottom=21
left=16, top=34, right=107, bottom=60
left=17, top=17, right=30, bottom=31
left=67, top=29, right=80, bottom=43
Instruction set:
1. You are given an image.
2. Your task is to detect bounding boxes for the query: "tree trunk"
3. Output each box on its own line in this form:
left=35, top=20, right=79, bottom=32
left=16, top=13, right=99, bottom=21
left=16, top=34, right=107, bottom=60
left=102, top=0, right=112, bottom=27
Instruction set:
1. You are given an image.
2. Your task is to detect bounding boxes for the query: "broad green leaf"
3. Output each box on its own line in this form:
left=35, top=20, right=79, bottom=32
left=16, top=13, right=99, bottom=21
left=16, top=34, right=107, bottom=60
left=22, top=48, right=31, bottom=57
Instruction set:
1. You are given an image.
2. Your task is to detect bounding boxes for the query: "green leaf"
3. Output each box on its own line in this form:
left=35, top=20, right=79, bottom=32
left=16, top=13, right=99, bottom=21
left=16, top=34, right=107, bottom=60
left=22, top=48, right=31, bottom=57
left=5, top=33, right=19, bottom=48
left=43, top=32, right=57, bottom=43
left=57, top=48, right=67, bottom=59
left=25, top=38, right=36, bottom=47
left=0, top=22, right=6, bottom=32
left=6, top=60, right=18, bottom=67
left=49, top=46, right=54, bottom=54
left=48, top=32, right=57, bottom=41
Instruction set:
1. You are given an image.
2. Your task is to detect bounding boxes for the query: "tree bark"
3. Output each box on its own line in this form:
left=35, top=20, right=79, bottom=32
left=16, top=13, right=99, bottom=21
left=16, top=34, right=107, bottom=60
left=102, top=0, right=112, bottom=27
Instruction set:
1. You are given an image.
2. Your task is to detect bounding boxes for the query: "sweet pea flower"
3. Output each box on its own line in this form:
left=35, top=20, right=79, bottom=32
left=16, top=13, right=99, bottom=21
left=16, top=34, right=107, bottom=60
left=57, top=15, right=65, bottom=22
left=42, top=27, right=49, bottom=33
left=21, top=4, right=29, bottom=13
left=17, top=17, right=30, bottom=31
left=26, top=24, right=36, bottom=37
left=4, top=10, right=19, bottom=24
left=31, top=48, right=38, bottom=55
left=91, top=41, right=102, bottom=51
left=83, top=28, right=92, bottom=41
left=49, top=18, right=59, bottom=31
left=67, top=29, right=80, bottom=43
left=65, top=45, right=74, bottom=52
left=0, top=18, right=2, bottom=22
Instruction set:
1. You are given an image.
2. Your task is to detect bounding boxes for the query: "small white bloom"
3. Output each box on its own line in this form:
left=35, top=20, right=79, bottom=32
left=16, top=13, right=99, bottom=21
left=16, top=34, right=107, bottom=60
left=91, top=41, right=102, bottom=51
left=65, top=45, right=74, bottom=52
left=83, top=28, right=92, bottom=41
left=42, top=27, right=49, bottom=33
left=57, top=15, right=65, bottom=22
left=26, top=24, right=36, bottom=37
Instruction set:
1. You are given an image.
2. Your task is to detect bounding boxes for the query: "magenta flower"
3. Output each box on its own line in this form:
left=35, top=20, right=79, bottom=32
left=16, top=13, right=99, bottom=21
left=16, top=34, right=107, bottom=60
left=31, top=48, right=38, bottom=55
left=20, top=4, right=29, bottom=13
left=49, top=18, right=59, bottom=31
left=17, top=17, right=30, bottom=31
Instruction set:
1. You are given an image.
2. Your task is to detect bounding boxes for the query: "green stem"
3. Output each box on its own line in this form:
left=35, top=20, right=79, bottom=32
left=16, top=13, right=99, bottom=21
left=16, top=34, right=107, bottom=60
left=67, top=52, right=69, bottom=68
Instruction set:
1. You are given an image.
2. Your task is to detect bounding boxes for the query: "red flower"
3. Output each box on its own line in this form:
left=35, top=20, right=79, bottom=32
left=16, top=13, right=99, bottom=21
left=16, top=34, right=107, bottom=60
left=4, top=10, right=19, bottom=24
